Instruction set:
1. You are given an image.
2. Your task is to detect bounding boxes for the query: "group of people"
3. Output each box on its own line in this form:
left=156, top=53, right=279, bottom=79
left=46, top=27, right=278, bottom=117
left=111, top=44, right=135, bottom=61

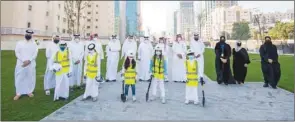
left=214, top=36, right=281, bottom=89
left=13, top=29, right=281, bottom=105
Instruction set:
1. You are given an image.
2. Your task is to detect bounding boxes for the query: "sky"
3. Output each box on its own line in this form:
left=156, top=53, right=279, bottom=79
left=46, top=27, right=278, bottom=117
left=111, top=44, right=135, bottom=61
left=141, top=1, right=294, bottom=35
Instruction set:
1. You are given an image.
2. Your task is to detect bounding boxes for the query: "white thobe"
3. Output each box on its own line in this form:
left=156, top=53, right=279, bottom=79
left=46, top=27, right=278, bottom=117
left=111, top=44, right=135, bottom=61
left=44, top=41, right=59, bottom=90
left=69, top=41, right=84, bottom=86
left=83, top=53, right=101, bottom=98
left=51, top=50, right=73, bottom=100
left=171, top=41, right=187, bottom=81
left=105, top=39, right=121, bottom=81
left=121, top=39, right=137, bottom=60
left=14, top=40, right=38, bottom=95
left=190, top=39, right=205, bottom=78
left=138, top=42, right=154, bottom=80
left=167, top=45, right=174, bottom=82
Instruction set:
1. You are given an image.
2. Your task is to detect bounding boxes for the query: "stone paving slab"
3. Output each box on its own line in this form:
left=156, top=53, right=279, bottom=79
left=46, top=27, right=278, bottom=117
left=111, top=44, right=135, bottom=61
left=41, top=75, right=294, bottom=121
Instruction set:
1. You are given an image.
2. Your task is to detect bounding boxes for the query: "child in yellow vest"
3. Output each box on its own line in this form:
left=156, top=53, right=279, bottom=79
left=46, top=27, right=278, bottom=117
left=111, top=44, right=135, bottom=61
left=122, top=50, right=137, bottom=102
left=51, top=42, right=72, bottom=101
left=184, top=49, right=199, bottom=105
left=82, top=43, right=101, bottom=102
left=149, top=45, right=168, bottom=104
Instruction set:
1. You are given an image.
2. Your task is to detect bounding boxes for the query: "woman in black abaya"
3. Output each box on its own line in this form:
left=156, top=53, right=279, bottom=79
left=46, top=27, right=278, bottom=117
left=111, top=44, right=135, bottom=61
left=232, top=41, right=251, bottom=84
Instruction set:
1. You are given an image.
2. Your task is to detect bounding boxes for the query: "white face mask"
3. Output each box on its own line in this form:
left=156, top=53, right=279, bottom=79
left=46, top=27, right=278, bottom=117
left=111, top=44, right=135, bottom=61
left=93, top=38, right=98, bottom=41
left=156, top=51, right=161, bottom=55
left=144, top=40, right=148, bottom=43
left=89, top=50, right=95, bottom=54
left=75, top=39, right=79, bottom=42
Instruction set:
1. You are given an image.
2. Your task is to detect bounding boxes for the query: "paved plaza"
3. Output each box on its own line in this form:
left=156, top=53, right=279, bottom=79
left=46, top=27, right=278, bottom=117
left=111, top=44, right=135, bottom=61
left=41, top=75, right=294, bottom=121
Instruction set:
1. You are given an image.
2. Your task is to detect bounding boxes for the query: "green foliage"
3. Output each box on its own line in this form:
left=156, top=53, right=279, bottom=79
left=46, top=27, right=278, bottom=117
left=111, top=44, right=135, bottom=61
left=231, top=21, right=251, bottom=40
left=268, top=21, right=294, bottom=40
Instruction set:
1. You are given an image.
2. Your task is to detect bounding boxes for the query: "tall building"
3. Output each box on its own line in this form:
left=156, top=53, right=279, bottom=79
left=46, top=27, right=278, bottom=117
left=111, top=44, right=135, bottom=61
left=180, top=1, right=195, bottom=40
left=1, top=1, right=115, bottom=42
left=211, top=6, right=252, bottom=40
left=201, top=1, right=238, bottom=40
left=114, top=0, right=120, bottom=35
left=125, top=1, right=139, bottom=36
left=173, top=10, right=181, bottom=35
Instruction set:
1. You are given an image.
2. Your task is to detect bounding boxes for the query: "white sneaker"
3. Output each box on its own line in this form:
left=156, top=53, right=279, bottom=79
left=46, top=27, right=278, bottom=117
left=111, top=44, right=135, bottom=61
left=185, top=100, right=189, bottom=104
left=161, top=98, right=166, bottom=104
left=45, top=90, right=50, bottom=95
left=150, top=96, right=156, bottom=101
left=132, top=96, right=136, bottom=102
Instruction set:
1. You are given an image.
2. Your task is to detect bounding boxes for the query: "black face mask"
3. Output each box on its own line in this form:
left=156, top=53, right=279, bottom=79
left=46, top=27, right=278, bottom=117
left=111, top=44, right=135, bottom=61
left=25, top=35, right=32, bottom=40
left=54, top=39, right=60, bottom=44
left=220, top=39, right=225, bottom=42
left=265, top=40, right=272, bottom=44
left=194, top=37, right=199, bottom=41
left=237, top=43, right=241, bottom=47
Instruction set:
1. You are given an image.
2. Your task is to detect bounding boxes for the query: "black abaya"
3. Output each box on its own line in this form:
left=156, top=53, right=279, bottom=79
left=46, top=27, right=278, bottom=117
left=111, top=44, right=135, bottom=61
left=215, top=42, right=236, bottom=84
left=233, top=48, right=250, bottom=83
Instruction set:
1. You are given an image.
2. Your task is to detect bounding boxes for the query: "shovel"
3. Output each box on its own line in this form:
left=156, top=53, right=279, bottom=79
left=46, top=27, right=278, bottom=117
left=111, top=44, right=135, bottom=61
left=121, top=79, right=126, bottom=102
left=145, top=75, right=153, bottom=102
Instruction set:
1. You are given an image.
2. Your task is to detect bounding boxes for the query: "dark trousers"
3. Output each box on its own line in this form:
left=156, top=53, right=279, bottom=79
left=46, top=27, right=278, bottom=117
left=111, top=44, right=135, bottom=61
left=125, top=84, right=136, bottom=96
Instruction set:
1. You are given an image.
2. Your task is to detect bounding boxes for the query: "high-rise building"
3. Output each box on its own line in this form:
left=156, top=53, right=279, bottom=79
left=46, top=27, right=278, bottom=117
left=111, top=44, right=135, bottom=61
left=114, top=0, right=120, bottom=35
left=180, top=1, right=195, bottom=40
left=125, top=1, right=139, bottom=36
left=201, top=1, right=238, bottom=40
left=173, top=10, right=181, bottom=35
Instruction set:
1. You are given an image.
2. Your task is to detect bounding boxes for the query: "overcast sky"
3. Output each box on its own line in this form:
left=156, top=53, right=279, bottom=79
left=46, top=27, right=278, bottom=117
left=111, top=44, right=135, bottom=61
left=141, top=1, right=294, bottom=35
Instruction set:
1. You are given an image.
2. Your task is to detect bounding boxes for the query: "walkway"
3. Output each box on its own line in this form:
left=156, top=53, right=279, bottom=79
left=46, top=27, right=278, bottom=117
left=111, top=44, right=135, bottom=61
left=41, top=75, right=294, bottom=120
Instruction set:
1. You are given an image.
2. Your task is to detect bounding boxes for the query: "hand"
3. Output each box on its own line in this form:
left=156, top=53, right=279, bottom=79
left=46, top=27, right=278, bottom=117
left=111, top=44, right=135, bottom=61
left=22, top=60, right=31, bottom=67
left=67, top=72, right=72, bottom=77
left=195, top=54, right=201, bottom=58
left=244, top=64, right=248, bottom=67
left=200, top=77, right=205, bottom=85
left=95, top=76, right=102, bottom=82
left=164, top=75, right=168, bottom=80
left=220, top=58, right=227, bottom=63
left=53, top=69, right=57, bottom=73
left=138, top=58, right=141, bottom=61
left=75, top=60, right=80, bottom=64
left=121, top=76, right=125, bottom=80
left=177, top=54, right=182, bottom=59
left=268, top=59, right=273, bottom=64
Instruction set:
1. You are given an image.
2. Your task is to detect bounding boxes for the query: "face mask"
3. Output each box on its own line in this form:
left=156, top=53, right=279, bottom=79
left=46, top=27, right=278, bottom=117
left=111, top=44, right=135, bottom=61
left=220, top=39, right=225, bottom=42
left=89, top=50, right=95, bottom=53
left=177, top=38, right=181, bottom=41
left=237, top=43, right=241, bottom=47
left=60, top=47, right=66, bottom=51
left=74, top=39, right=79, bottom=42
left=128, top=57, right=133, bottom=60
left=188, top=56, right=194, bottom=60
left=94, top=38, right=98, bottom=41
left=194, top=37, right=199, bottom=41
left=54, top=39, right=60, bottom=44
left=25, top=35, right=32, bottom=40
left=156, top=51, right=161, bottom=55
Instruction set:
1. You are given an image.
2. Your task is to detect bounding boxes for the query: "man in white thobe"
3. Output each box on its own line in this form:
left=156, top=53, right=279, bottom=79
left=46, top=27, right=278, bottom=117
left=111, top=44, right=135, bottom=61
left=43, top=35, right=60, bottom=95
left=190, top=34, right=205, bottom=80
left=51, top=42, right=72, bottom=101
left=172, top=34, right=187, bottom=83
left=167, top=39, right=174, bottom=82
left=138, top=36, right=154, bottom=82
left=105, top=35, right=121, bottom=82
left=68, top=34, right=84, bottom=89
left=14, top=29, right=38, bottom=100
left=121, top=35, right=137, bottom=60
left=82, top=43, right=101, bottom=102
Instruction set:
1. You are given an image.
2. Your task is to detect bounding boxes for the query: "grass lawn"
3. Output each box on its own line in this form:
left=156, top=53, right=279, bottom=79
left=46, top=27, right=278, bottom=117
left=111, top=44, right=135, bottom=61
left=1, top=46, right=125, bottom=121
left=204, top=48, right=294, bottom=92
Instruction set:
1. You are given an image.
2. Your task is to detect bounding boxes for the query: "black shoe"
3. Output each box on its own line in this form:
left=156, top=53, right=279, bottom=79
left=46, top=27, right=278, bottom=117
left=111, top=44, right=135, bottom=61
left=165, top=80, right=169, bottom=82
left=139, top=79, right=143, bottom=82
left=174, top=81, right=177, bottom=82
left=112, top=80, right=116, bottom=82
left=224, top=82, right=228, bottom=85
left=263, top=83, right=269, bottom=87
left=106, top=79, right=110, bottom=82
left=271, top=85, right=277, bottom=89
left=218, top=81, right=222, bottom=84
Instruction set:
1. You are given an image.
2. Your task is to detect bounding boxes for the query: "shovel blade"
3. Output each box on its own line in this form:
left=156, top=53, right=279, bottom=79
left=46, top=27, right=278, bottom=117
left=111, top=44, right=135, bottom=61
left=121, top=94, right=126, bottom=102
left=145, top=93, right=149, bottom=102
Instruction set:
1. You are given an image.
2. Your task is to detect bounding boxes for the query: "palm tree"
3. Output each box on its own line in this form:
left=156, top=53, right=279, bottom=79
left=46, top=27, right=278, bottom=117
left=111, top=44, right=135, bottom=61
left=197, top=10, right=206, bottom=38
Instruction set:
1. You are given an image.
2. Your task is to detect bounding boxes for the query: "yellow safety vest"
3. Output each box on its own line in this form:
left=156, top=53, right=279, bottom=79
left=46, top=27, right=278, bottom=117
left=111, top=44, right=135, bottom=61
left=152, top=57, right=165, bottom=80
left=86, top=53, right=99, bottom=79
left=186, top=60, right=198, bottom=87
left=124, top=65, right=136, bottom=85
left=54, top=49, right=70, bottom=76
